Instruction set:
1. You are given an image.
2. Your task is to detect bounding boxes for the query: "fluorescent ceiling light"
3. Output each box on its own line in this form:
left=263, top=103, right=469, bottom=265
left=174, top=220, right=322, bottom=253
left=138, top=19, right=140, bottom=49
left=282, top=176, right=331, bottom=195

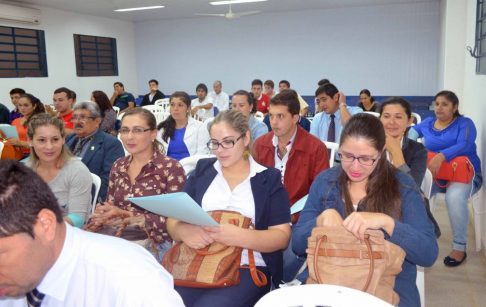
left=115, top=6, right=164, bottom=12
left=210, top=0, right=267, bottom=5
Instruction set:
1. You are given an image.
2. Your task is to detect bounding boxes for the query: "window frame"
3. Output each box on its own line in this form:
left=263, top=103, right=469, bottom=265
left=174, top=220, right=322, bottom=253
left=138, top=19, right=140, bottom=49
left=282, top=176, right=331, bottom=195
left=73, top=34, right=118, bottom=77
left=0, top=25, right=48, bottom=78
left=475, top=0, right=486, bottom=74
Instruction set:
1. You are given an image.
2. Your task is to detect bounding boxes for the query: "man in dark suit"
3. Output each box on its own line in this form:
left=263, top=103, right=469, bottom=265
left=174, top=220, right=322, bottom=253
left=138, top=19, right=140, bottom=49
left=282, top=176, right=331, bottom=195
left=140, top=79, right=166, bottom=107
left=66, top=101, right=125, bottom=200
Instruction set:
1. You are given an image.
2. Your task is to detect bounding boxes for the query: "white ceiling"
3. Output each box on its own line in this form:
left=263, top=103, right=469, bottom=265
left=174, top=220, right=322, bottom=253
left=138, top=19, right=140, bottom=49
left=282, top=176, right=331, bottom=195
left=7, top=0, right=438, bottom=22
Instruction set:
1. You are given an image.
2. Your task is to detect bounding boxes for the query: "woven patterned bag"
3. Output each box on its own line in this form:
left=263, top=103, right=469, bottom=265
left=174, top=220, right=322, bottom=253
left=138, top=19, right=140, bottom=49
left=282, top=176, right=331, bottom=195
left=162, top=210, right=267, bottom=288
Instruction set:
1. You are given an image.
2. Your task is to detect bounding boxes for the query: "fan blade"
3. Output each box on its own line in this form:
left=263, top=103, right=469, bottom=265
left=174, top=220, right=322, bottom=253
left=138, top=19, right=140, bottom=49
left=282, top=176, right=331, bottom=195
left=194, top=13, right=226, bottom=17
left=234, top=11, right=260, bottom=17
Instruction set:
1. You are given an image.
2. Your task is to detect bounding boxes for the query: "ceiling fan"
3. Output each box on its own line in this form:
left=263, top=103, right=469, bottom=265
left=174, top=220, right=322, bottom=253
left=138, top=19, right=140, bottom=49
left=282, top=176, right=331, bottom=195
left=194, top=1, right=260, bottom=20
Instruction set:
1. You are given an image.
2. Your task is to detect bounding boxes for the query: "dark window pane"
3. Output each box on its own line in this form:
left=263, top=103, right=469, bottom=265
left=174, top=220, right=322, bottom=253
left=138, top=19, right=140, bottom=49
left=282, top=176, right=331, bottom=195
left=0, top=27, right=13, bottom=35
left=99, top=64, right=113, bottom=70
left=0, top=70, right=17, bottom=77
left=82, top=56, right=98, bottom=63
left=18, top=70, right=43, bottom=77
left=18, top=62, right=40, bottom=69
left=17, top=45, right=38, bottom=53
left=81, top=42, right=96, bottom=49
left=14, top=28, right=37, bottom=37
left=97, top=44, right=112, bottom=50
left=0, top=45, right=14, bottom=52
left=0, top=36, right=13, bottom=43
left=17, top=53, right=39, bottom=61
left=97, top=37, right=111, bottom=44
left=81, top=49, right=97, bottom=56
left=83, top=63, right=98, bottom=70
left=15, top=37, right=37, bottom=45
left=0, top=53, right=15, bottom=61
left=98, top=57, right=112, bottom=64
left=98, top=50, right=113, bottom=57
left=80, top=36, right=96, bottom=42
left=0, top=62, right=16, bottom=69
left=74, top=34, right=117, bottom=77
left=481, top=21, right=486, bottom=37
left=100, top=70, right=117, bottom=76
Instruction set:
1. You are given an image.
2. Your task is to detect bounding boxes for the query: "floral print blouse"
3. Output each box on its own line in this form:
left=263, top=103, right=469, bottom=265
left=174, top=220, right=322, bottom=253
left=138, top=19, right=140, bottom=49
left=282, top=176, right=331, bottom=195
left=107, top=149, right=186, bottom=244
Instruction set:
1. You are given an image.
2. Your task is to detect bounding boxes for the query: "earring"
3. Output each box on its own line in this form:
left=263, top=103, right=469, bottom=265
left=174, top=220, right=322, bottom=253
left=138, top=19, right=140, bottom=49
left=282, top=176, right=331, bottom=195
left=243, top=149, right=250, bottom=160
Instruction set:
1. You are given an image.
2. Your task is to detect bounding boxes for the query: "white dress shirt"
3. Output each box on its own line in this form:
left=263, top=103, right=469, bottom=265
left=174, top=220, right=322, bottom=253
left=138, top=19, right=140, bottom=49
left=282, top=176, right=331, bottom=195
left=207, top=91, right=229, bottom=112
left=273, top=126, right=297, bottom=184
left=0, top=224, right=184, bottom=307
left=191, top=97, right=214, bottom=121
left=201, top=157, right=267, bottom=267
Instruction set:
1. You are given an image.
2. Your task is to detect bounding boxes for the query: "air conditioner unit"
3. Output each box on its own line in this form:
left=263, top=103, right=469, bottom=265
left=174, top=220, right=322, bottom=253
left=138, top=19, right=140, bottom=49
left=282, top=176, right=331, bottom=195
left=0, top=4, right=42, bottom=25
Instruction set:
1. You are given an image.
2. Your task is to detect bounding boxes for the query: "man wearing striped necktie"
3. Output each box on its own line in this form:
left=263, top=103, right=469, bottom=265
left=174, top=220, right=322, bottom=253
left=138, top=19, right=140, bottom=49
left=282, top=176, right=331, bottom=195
left=0, top=160, right=184, bottom=307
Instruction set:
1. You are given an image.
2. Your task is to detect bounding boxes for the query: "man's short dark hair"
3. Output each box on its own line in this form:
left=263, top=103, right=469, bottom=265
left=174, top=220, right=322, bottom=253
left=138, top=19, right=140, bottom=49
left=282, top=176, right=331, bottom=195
left=196, top=83, right=208, bottom=94
left=251, top=79, right=263, bottom=87
left=71, top=90, right=77, bottom=100
left=0, top=160, right=63, bottom=239
left=264, top=80, right=274, bottom=88
left=149, top=79, right=158, bottom=85
left=270, top=89, right=300, bottom=117
left=279, top=80, right=290, bottom=88
left=54, top=87, right=73, bottom=100
left=114, top=82, right=124, bottom=88
left=10, top=88, right=26, bottom=96
left=317, top=79, right=330, bottom=87
left=315, top=83, right=339, bottom=98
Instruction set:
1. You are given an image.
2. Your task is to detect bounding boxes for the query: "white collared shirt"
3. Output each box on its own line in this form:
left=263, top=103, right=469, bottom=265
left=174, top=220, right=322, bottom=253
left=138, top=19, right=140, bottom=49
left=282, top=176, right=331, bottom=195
left=207, top=91, right=229, bottom=112
left=191, top=97, right=214, bottom=121
left=202, top=157, right=267, bottom=267
left=0, top=224, right=184, bottom=307
left=272, top=126, right=298, bottom=184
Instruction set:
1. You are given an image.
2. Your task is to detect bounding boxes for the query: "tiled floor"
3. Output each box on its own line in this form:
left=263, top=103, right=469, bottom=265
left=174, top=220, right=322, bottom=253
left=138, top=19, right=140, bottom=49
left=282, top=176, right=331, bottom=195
left=425, top=200, right=486, bottom=307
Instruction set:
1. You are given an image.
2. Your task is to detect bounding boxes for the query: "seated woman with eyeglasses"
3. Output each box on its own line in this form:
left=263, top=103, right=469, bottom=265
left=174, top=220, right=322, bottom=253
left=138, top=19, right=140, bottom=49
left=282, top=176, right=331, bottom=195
left=26, top=113, right=92, bottom=228
left=293, top=113, right=438, bottom=307
left=167, top=110, right=291, bottom=307
left=90, top=108, right=186, bottom=256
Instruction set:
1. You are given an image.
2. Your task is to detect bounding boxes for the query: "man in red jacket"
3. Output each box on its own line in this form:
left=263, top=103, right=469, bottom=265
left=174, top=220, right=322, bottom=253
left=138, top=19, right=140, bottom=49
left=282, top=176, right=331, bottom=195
left=253, top=90, right=329, bottom=223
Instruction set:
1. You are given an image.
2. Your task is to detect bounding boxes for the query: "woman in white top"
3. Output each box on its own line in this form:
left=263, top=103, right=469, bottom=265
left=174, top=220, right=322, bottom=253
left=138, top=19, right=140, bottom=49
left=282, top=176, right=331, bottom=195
left=26, top=113, right=92, bottom=228
left=167, top=110, right=291, bottom=307
left=156, top=91, right=210, bottom=161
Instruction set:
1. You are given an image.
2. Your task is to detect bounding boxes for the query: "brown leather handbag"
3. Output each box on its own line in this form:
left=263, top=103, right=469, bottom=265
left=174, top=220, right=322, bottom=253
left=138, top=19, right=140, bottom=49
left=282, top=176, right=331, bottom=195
left=0, top=130, right=23, bottom=161
left=306, top=226, right=406, bottom=305
left=162, top=210, right=267, bottom=288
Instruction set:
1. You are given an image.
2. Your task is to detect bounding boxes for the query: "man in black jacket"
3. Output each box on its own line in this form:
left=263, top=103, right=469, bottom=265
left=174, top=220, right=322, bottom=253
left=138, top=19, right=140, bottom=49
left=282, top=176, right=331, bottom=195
left=140, top=79, right=165, bottom=106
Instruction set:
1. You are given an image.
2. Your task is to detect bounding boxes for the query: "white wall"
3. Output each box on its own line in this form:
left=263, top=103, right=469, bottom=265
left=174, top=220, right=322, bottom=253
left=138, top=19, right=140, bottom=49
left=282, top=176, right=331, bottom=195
left=439, top=0, right=486, bottom=253
left=134, top=2, right=440, bottom=97
left=0, top=2, right=138, bottom=110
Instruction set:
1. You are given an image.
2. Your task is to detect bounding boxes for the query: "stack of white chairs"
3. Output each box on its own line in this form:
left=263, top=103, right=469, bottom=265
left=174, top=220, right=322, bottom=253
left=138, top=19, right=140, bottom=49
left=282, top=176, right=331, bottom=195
left=363, top=111, right=380, bottom=117
left=90, top=173, right=102, bottom=214
left=179, top=154, right=216, bottom=176
left=113, top=106, right=120, bottom=115
left=254, top=111, right=264, bottom=121
left=155, top=112, right=171, bottom=125
left=155, top=98, right=170, bottom=112
left=324, top=141, right=339, bottom=167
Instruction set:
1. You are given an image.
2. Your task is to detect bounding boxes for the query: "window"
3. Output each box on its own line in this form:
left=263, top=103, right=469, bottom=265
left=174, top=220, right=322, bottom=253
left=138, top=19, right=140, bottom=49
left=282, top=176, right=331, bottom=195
left=475, top=0, right=486, bottom=74
left=74, top=34, right=118, bottom=77
left=0, top=26, right=48, bottom=78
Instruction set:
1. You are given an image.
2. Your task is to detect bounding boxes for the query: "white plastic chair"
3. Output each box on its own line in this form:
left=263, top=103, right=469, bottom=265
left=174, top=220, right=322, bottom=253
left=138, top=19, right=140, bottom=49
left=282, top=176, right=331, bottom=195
left=0, top=141, right=4, bottom=158
left=411, top=112, right=422, bottom=125
left=142, top=105, right=165, bottom=114
left=363, top=111, right=380, bottom=117
left=324, top=141, right=339, bottom=167
left=421, top=169, right=433, bottom=199
left=430, top=190, right=482, bottom=251
left=112, top=106, right=120, bottom=115
left=203, top=117, right=215, bottom=127
left=155, top=112, right=171, bottom=125
left=155, top=98, right=170, bottom=112
left=179, top=154, right=216, bottom=176
left=254, top=111, right=264, bottom=121
left=416, top=266, right=425, bottom=307
left=255, top=284, right=393, bottom=307
left=90, top=173, right=101, bottom=214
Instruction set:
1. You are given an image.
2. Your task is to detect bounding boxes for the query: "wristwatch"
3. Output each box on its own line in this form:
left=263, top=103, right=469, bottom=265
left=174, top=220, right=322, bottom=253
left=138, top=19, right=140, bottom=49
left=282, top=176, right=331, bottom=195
left=339, top=102, right=347, bottom=108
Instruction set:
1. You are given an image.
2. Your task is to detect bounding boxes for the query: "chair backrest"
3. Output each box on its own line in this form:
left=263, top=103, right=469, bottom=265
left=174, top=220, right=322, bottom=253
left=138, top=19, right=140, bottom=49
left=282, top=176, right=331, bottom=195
left=363, top=111, right=380, bottom=117
left=179, top=154, right=215, bottom=176
left=254, top=111, right=264, bottom=121
left=421, top=169, right=433, bottom=199
left=142, top=105, right=165, bottom=114
left=90, top=173, right=102, bottom=214
left=155, top=112, right=171, bottom=125
left=411, top=112, right=422, bottom=125
left=155, top=98, right=170, bottom=112
left=324, top=141, right=339, bottom=167
left=0, top=141, right=4, bottom=158
left=112, top=106, right=120, bottom=115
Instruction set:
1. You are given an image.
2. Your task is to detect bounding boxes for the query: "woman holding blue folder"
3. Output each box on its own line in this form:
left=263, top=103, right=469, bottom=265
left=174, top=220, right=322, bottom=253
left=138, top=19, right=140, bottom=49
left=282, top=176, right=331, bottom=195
left=167, top=110, right=291, bottom=307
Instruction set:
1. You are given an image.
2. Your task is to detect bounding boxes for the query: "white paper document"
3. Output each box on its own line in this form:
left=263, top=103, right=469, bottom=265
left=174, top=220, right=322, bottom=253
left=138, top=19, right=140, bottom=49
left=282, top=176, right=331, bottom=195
left=290, top=194, right=309, bottom=215
left=128, top=192, right=219, bottom=227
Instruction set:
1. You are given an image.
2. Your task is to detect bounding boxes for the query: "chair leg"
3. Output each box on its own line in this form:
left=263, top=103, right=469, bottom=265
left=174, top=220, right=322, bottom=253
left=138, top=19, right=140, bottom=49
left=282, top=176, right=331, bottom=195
left=429, top=195, right=436, bottom=215
left=471, top=197, right=482, bottom=252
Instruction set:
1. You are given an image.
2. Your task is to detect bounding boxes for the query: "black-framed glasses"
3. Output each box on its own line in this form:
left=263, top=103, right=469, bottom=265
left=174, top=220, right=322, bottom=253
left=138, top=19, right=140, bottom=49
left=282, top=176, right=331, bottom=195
left=70, top=115, right=95, bottom=122
left=338, top=152, right=382, bottom=166
left=119, top=128, right=151, bottom=135
left=207, top=134, right=245, bottom=150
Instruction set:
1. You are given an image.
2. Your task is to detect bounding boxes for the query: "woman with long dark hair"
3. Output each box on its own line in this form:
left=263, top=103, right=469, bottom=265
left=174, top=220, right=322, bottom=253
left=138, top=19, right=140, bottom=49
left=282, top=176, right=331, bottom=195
left=91, top=90, right=117, bottom=135
left=411, top=90, right=482, bottom=266
left=7, top=93, right=45, bottom=158
left=293, top=113, right=438, bottom=307
left=156, top=91, right=209, bottom=160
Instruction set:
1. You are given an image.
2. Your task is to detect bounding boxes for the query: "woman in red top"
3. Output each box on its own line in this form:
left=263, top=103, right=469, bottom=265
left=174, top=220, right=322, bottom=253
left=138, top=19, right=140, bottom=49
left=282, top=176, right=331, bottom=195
left=7, top=94, right=45, bottom=158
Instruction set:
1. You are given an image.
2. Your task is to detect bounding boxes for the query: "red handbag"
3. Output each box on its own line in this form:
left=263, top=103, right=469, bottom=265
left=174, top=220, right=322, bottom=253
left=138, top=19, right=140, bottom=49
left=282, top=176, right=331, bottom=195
left=427, top=151, right=473, bottom=188
left=0, top=130, right=23, bottom=161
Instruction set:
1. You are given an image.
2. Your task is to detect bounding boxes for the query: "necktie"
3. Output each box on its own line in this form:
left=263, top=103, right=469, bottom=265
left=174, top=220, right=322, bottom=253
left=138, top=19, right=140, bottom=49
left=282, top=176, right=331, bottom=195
left=327, top=114, right=336, bottom=143
left=26, top=288, right=45, bottom=307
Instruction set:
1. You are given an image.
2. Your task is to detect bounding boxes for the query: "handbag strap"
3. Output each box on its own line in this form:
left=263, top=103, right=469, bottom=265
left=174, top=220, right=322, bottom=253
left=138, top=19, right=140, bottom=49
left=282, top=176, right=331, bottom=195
left=433, top=161, right=457, bottom=188
left=241, top=248, right=267, bottom=287
left=314, top=234, right=374, bottom=292
left=195, top=217, right=241, bottom=255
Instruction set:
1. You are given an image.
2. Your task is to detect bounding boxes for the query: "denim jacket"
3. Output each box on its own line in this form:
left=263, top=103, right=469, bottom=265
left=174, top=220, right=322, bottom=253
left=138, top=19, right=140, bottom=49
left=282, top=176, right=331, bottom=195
left=292, top=166, right=438, bottom=307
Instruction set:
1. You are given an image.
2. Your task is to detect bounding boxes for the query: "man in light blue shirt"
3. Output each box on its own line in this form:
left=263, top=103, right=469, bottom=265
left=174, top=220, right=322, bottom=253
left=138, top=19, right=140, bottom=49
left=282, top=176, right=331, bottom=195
left=310, top=84, right=362, bottom=143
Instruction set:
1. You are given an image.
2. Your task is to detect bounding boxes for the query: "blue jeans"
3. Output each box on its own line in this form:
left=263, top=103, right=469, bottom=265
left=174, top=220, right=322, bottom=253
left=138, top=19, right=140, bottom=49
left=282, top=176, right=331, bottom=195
left=282, top=236, right=308, bottom=283
left=175, top=267, right=271, bottom=307
left=431, top=172, right=483, bottom=252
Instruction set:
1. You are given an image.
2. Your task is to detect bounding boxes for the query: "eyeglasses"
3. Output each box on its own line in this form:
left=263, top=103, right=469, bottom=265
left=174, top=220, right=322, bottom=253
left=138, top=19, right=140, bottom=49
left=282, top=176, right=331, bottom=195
left=207, top=134, right=245, bottom=150
left=70, top=115, right=95, bottom=122
left=119, top=128, right=151, bottom=135
left=338, top=152, right=382, bottom=166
